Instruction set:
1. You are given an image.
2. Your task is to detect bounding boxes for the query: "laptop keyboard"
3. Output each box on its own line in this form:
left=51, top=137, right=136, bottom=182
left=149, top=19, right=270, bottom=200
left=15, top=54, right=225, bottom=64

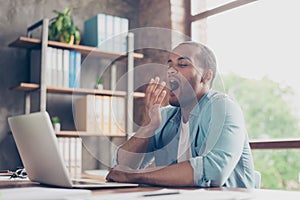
left=72, top=178, right=106, bottom=185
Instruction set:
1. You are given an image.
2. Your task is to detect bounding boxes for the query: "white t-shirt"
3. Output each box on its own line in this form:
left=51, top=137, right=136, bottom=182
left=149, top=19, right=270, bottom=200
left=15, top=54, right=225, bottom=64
left=177, top=117, right=192, bottom=163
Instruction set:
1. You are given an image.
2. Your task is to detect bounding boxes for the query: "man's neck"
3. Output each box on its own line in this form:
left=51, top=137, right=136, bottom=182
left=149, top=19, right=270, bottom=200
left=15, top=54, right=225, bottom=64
left=181, top=98, right=199, bottom=123
left=181, top=89, right=209, bottom=123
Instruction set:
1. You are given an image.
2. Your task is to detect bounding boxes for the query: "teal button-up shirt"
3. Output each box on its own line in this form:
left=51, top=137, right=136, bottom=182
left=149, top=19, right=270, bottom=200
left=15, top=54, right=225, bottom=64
left=141, top=90, right=255, bottom=188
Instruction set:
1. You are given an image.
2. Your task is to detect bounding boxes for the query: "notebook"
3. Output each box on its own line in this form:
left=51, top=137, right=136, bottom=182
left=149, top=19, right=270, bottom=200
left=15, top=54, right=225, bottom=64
left=8, top=111, right=138, bottom=188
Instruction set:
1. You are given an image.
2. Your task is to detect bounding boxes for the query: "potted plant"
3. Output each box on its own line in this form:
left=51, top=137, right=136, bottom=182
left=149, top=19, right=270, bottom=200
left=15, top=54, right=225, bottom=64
left=51, top=116, right=61, bottom=132
left=96, top=78, right=103, bottom=90
left=48, top=7, right=81, bottom=45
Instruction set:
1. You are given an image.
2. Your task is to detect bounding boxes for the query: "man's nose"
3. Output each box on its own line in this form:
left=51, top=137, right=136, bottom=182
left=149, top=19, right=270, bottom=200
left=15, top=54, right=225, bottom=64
left=167, top=65, right=178, bottom=75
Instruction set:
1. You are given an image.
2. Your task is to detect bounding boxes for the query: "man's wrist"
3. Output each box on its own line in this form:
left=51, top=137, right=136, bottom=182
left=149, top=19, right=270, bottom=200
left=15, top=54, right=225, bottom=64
left=130, top=170, right=143, bottom=184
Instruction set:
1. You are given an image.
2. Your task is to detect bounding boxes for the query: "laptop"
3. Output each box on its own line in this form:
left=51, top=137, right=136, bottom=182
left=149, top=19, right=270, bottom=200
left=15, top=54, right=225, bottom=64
left=8, top=111, right=138, bottom=188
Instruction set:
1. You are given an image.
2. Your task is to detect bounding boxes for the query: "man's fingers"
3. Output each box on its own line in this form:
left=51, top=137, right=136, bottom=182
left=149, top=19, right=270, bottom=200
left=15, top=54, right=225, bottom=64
left=106, top=168, right=118, bottom=182
left=153, top=81, right=166, bottom=104
left=105, top=170, right=112, bottom=181
left=146, top=77, right=159, bottom=95
left=155, top=90, right=167, bottom=105
left=146, top=77, right=167, bottom=105
left=146, top=77, right=160, bottom=100
left=146, top=78, right=155, bottom=94
left=145, top=78, right=156, bottom=104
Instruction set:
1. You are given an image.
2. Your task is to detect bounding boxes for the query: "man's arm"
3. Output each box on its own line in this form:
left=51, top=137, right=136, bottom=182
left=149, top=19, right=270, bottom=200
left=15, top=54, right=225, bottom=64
left=191, top=96, right=251, bottom=187
left=106, top=161, right=195, bottom=187
left=116, top=77, right=166, bottom=168
left=116, top=126, right=156, bottom=169
left=110, top=95, right=251, bottom=187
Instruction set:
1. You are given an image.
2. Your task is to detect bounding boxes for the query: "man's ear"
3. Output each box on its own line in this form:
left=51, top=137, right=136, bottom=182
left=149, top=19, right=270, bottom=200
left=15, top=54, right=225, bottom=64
left=201, top=69, right=213, bottom=84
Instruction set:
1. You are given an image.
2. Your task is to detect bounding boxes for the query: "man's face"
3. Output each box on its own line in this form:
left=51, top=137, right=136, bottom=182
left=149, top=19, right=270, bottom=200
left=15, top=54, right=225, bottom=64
left=167, top=44, right=205, bottom=107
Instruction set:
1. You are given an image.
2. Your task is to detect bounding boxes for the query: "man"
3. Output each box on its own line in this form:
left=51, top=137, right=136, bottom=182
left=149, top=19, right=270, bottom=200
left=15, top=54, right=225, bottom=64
left=106, top=41, right=255, bottom=188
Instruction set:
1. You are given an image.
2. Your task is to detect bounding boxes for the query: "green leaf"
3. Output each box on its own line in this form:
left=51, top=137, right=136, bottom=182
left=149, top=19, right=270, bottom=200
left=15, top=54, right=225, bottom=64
left=69, top=26, right=76, bottom=34
left=97, top=78, right=103, bottom=84
left=51, top=116, right=60, bottom=123
left=63, top=7, right=71, bottom=15
left=62, top=16, right=72, bottom=28
left=55, top=16, right=63, bottom=31
left=53, top=10, right=62, bottom=15
left=74, top=29, right=80, bottom=44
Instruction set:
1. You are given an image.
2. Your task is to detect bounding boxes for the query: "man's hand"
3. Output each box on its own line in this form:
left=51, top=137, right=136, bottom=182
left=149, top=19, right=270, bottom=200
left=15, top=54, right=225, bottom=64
left=143, top=77, right=167, bottom=131
left=106, top=165, right=164, bottom=183
left=106, top=165, right=135, bottom=183
left=106, top=161, right=195, bottom=187
left=113, top=77, right=166, bottom=168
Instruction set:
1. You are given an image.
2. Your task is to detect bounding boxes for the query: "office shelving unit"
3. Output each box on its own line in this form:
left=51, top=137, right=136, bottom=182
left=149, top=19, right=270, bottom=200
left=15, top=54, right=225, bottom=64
left=9, top=18, right=144, bottom=137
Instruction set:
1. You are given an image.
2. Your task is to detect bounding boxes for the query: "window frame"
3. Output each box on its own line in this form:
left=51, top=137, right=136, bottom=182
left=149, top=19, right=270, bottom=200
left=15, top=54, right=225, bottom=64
left=185, top=0, right=300, bottom=149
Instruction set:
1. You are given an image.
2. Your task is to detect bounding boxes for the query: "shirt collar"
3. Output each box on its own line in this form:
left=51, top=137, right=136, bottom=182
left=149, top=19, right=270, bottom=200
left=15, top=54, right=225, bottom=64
left=190, top=90, right=212, bottom=117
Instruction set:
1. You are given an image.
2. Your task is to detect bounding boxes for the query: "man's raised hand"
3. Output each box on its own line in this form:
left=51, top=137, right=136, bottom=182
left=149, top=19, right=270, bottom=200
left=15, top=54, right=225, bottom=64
left=143, top=77, right=167, bottom=130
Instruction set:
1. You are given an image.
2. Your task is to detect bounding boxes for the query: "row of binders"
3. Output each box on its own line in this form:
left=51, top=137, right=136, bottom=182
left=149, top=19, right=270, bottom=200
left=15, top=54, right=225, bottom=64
left=74, top=95, right=126, bottom=136
left=84, top=14, right=129, bottom=53
left=57, top=137, right=82, bottom=178
left=30, top=47, right=81, bottom=88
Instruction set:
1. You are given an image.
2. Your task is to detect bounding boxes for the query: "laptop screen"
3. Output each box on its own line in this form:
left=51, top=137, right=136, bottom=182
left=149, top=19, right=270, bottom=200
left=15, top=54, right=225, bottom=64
left=8, top=112, right=73, bottom=187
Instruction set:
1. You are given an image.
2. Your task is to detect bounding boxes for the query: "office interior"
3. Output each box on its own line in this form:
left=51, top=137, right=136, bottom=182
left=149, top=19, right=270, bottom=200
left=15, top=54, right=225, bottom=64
left=1, top=0, right=300, bottom=191
left=0, top=0, right=181, bottom=171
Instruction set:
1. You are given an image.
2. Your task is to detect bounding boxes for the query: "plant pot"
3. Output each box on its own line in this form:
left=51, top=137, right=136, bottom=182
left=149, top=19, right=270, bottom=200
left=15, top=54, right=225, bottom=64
left=96, top=84, right=103, bottom=90
left=53, top=123, right=61, bottom=132
left=59, top=34, right=74, bottom=44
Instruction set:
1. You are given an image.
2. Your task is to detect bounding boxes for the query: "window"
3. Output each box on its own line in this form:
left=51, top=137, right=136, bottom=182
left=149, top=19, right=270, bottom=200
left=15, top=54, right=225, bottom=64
left=190, top=0, right=300, bottom=140
left=189, top=0, right=300, bottom=190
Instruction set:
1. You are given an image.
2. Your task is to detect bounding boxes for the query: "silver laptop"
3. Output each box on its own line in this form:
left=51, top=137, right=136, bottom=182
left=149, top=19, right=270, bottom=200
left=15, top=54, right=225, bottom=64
left=8, top=111, right=138, bottom=188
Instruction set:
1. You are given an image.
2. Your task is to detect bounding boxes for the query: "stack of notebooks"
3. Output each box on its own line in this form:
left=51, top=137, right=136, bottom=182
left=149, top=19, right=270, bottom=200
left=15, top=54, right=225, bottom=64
left=30, top=48, right=81, bottom=88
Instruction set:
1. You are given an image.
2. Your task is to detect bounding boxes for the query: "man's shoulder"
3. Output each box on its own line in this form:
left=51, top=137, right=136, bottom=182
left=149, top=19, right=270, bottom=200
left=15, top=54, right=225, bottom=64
left=206, top=90, right=244, bottom=117
left=206, top=90, right=237, bottom=104
left=207, top=90, right=229, bottom=100
left=195, top=90, right=241, bottom=115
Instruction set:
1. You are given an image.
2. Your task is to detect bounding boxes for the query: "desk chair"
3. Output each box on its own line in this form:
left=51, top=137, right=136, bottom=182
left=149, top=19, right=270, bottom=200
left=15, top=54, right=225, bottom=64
left=254, top=170, right=261, bottom=189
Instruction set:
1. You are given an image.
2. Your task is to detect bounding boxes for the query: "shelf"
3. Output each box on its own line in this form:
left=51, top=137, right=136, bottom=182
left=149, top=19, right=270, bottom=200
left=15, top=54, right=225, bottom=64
left=9, top=36, right=144, bottom=59
left=11, top=82, right=145, bottom=98
left=250, top=138, right=300, bottom=149
left=56, top=130, right=126, bottom=137
left=10, top=24, right=138, bottom=138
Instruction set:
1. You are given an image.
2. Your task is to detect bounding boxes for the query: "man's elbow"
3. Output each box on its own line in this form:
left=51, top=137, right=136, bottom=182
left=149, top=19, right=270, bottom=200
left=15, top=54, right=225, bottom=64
left=211, top=175, right=227, bottom=187
left=204, top=169, right=228, bottom=187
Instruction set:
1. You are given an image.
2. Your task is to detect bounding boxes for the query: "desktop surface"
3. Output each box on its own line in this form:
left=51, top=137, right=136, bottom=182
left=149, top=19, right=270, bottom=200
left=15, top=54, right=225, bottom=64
left=2, top=179, right=300, bottom=200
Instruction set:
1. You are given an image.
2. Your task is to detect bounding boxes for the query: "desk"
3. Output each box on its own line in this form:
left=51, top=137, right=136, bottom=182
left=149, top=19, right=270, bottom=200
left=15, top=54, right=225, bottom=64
left=1, top=180, right=300, bottom=199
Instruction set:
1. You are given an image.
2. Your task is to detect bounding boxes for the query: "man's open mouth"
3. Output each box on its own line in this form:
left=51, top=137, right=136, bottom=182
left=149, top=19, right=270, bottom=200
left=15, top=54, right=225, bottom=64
left=170, top=80, right=179, bottom=91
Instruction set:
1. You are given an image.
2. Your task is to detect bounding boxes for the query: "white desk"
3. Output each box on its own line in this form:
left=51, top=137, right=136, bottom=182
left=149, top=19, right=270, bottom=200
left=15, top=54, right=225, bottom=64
left=1, top=180, right=300, bottom=199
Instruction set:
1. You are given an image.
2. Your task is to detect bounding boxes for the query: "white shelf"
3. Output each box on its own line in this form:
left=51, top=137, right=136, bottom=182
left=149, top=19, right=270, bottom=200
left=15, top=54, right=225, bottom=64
left=12, top=82, right=145, bottom=98
left=56, top=130, right=126, bottom=137
left=9, top=36, right=144, bottom=59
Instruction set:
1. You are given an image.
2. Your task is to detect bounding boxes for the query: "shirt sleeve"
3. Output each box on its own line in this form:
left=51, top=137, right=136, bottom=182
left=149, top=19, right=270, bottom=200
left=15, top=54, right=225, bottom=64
left=190, top=96, right=246, bottom=187
left=111, top=135, right=157, bottom=169
left=111, top=145, right=121, bottom=167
